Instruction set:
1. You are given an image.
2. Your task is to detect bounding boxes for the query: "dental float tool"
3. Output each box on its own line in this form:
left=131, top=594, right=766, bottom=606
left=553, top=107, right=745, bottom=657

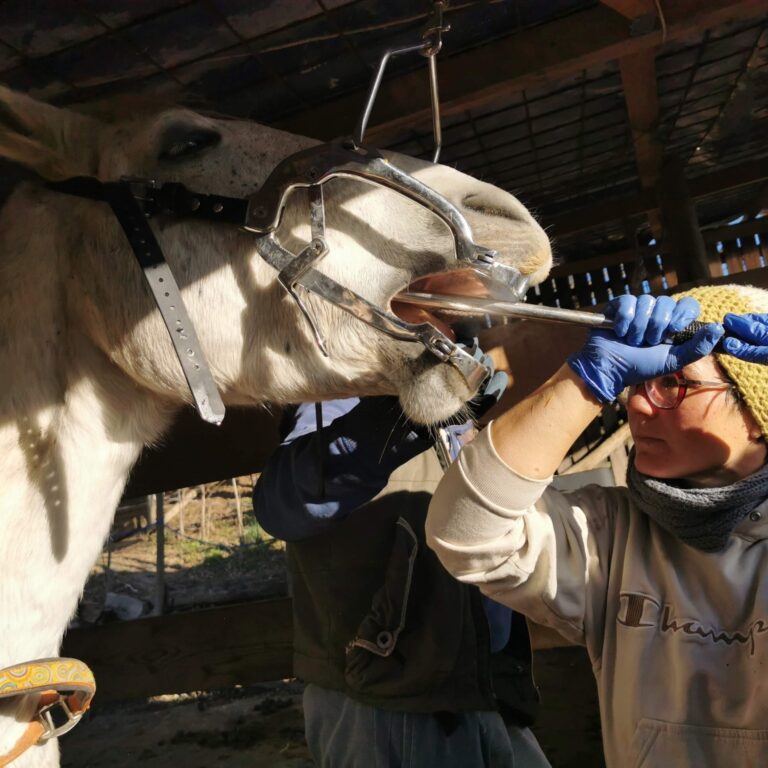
left=395, top=291, right=708, bottom=343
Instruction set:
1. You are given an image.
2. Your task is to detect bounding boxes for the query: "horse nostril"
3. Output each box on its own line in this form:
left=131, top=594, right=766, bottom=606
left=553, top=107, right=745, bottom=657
left=461, top=191, right=528, bottom=223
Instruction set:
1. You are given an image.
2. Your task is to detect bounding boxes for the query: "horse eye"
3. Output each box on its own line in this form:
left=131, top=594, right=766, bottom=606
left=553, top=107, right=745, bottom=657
left=159, top=128, right=221, bottom=162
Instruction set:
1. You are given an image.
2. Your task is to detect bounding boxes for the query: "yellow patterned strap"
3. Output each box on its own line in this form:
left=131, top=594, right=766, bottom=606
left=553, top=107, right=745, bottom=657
left=0, top=658, right=95, bottom=701
left=0, top=658, right=96, bottom=766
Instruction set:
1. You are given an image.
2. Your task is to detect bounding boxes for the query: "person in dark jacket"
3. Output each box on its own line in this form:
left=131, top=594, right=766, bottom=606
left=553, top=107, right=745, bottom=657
left=253, top=377, right=551, bottom=767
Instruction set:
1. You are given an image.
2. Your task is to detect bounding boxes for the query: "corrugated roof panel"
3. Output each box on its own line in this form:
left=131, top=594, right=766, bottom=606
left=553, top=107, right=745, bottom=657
left=44, top=33, right=159, bottom=89
left=219, top=76, right=293, bottom=122
left=0, top=42, right=21, bottom=71
left=172, top=44, right=261, bottom=88
left=249, top=15, right=348, bottom=77
left=2, top=60, right=70, bottom=100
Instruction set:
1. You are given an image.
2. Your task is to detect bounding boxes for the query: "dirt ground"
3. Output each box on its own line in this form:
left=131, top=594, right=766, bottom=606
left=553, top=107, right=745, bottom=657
left=60, top=657, right=604, bottom=768
left=63, top=481, right=605, bottom=768
left=61, top=681, right=311, bottom=768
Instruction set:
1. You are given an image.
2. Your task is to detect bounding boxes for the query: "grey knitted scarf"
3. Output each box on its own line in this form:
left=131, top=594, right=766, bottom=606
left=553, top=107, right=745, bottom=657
left=626, top=450, right=768, bottom=552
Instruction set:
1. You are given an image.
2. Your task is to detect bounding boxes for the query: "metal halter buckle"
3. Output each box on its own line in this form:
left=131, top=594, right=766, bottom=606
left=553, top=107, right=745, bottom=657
left=37, top=698, right=84, bottom=741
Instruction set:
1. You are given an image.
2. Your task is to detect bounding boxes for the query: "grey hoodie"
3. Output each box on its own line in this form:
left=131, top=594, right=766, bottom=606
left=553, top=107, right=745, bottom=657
left=426, top=425, right=768, bottom=768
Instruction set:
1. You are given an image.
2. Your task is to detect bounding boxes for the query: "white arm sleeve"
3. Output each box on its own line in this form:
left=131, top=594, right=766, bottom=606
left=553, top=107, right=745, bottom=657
left=426, top=424, right=622, bottom=652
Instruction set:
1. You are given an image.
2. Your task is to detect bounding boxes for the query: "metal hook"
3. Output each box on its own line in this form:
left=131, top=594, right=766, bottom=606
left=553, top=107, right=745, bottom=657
left=353, top=1, right=449, bottom=164
left=420, top=0, right=450, bottom=57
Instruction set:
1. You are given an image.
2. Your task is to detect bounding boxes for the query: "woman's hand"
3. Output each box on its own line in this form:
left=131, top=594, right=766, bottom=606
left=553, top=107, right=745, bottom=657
left=722, top=313, right=768, bottom=364
left=568, top=294, right=724, bottom=403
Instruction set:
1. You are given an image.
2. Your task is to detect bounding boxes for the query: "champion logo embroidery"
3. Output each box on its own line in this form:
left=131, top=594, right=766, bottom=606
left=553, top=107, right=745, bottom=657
left=617, top=592, right=768, bottom=656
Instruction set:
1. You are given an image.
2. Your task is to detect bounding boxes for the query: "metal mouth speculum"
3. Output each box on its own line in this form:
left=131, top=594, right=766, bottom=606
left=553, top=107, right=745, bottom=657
left=241, top=3, right=531, bottom=389
left=244, top=138, right=529, bottom=390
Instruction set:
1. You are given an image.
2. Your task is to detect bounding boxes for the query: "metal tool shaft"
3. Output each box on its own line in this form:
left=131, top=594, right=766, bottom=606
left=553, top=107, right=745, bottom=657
left=396, top=291, right=614, bottom=329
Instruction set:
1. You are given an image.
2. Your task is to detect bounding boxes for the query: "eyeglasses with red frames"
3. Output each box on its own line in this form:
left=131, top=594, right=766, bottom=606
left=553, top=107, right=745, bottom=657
left=631, top=372, right=735, bottom=410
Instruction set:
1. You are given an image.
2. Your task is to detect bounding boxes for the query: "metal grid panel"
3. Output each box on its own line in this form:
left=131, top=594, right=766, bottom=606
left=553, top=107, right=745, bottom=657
left=386, top=58, right=637, bottom=222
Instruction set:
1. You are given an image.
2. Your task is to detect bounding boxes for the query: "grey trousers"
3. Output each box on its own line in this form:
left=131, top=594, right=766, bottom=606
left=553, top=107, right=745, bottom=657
left=303, top=684, right=552, bottom=768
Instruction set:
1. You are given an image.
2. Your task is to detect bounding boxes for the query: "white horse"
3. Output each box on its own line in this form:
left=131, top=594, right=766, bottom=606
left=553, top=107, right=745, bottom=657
left=0, top=86, right=551, bottom=766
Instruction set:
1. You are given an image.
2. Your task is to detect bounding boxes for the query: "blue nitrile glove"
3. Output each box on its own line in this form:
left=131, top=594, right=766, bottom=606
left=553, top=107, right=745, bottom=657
left=568, top=294, right=725, bottom=403
left=722, top=313, right=768, bottom=364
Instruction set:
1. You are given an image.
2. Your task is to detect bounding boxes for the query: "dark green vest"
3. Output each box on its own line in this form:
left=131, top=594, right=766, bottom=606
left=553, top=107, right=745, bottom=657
left=287, top=449, right=539, bottom=723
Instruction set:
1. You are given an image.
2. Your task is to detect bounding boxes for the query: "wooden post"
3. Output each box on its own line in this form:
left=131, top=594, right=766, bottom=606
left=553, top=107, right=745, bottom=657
left=656, top=156, right=711, bottom=284
left=177, top=489, right=185, bottom=537
left=232, top=478, right=244, bottom=543
left=153, top=492, right=166, bottom=616
left=199, top=484, right=207, bottom=539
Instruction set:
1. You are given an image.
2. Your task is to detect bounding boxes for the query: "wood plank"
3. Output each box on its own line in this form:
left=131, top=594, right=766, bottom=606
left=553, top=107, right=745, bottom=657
left=276, top=0, right=766, bottom=144
left=62, top=597, right=582, bottom=706
left=619, top=46, right=664, bottom=237
left=658, top=155, right=710, bottom=282
left=550, top=248, right=637, bottom=278
left=702, top=217, right=768, bottom=244
left=124, top=406, right=282, bottom=498
left=62, top=599, right=294, bottom=704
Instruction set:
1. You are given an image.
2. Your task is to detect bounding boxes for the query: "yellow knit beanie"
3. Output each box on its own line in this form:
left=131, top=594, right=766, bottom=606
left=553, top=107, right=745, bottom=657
left=675, top=284, right=768, bottom=437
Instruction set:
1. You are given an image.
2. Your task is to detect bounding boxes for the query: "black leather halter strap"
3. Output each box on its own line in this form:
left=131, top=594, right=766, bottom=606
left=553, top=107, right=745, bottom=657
left=47, top=177, right=248, bottom=227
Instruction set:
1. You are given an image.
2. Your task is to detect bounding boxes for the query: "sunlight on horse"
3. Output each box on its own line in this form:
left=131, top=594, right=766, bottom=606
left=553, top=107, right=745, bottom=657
left=0, top=86, right=551, bottom=766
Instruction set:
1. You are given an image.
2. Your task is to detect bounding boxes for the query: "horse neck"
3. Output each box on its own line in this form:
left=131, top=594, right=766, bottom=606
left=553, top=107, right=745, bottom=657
left=0, top=191, right=174, bottom=670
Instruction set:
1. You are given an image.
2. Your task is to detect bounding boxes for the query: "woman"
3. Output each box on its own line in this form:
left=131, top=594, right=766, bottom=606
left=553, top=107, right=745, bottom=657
left=426, top=284, right=768, bottom=768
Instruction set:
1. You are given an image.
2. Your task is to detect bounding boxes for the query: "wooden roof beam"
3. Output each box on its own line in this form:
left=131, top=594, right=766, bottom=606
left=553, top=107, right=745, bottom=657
left=619, top=47, right=664, bottom=237
left=619, top=49, right=663, bottom=191
left=276, top=0, right=767, bottom=143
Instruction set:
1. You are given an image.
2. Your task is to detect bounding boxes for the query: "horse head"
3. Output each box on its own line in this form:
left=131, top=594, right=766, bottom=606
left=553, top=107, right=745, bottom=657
left=0, top=86, right=551, bottom=425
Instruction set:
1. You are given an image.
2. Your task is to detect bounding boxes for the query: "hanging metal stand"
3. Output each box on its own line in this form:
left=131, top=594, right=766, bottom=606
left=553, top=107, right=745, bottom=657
left=354, top=1, right=450, bottom=162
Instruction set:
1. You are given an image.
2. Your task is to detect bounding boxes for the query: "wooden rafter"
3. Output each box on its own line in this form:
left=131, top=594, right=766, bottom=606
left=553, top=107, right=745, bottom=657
left=619, top=49, right=663, bottom=191
left=276, top=0, right=767, bottom=143
left=619, top=47, right=664, bottom=236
